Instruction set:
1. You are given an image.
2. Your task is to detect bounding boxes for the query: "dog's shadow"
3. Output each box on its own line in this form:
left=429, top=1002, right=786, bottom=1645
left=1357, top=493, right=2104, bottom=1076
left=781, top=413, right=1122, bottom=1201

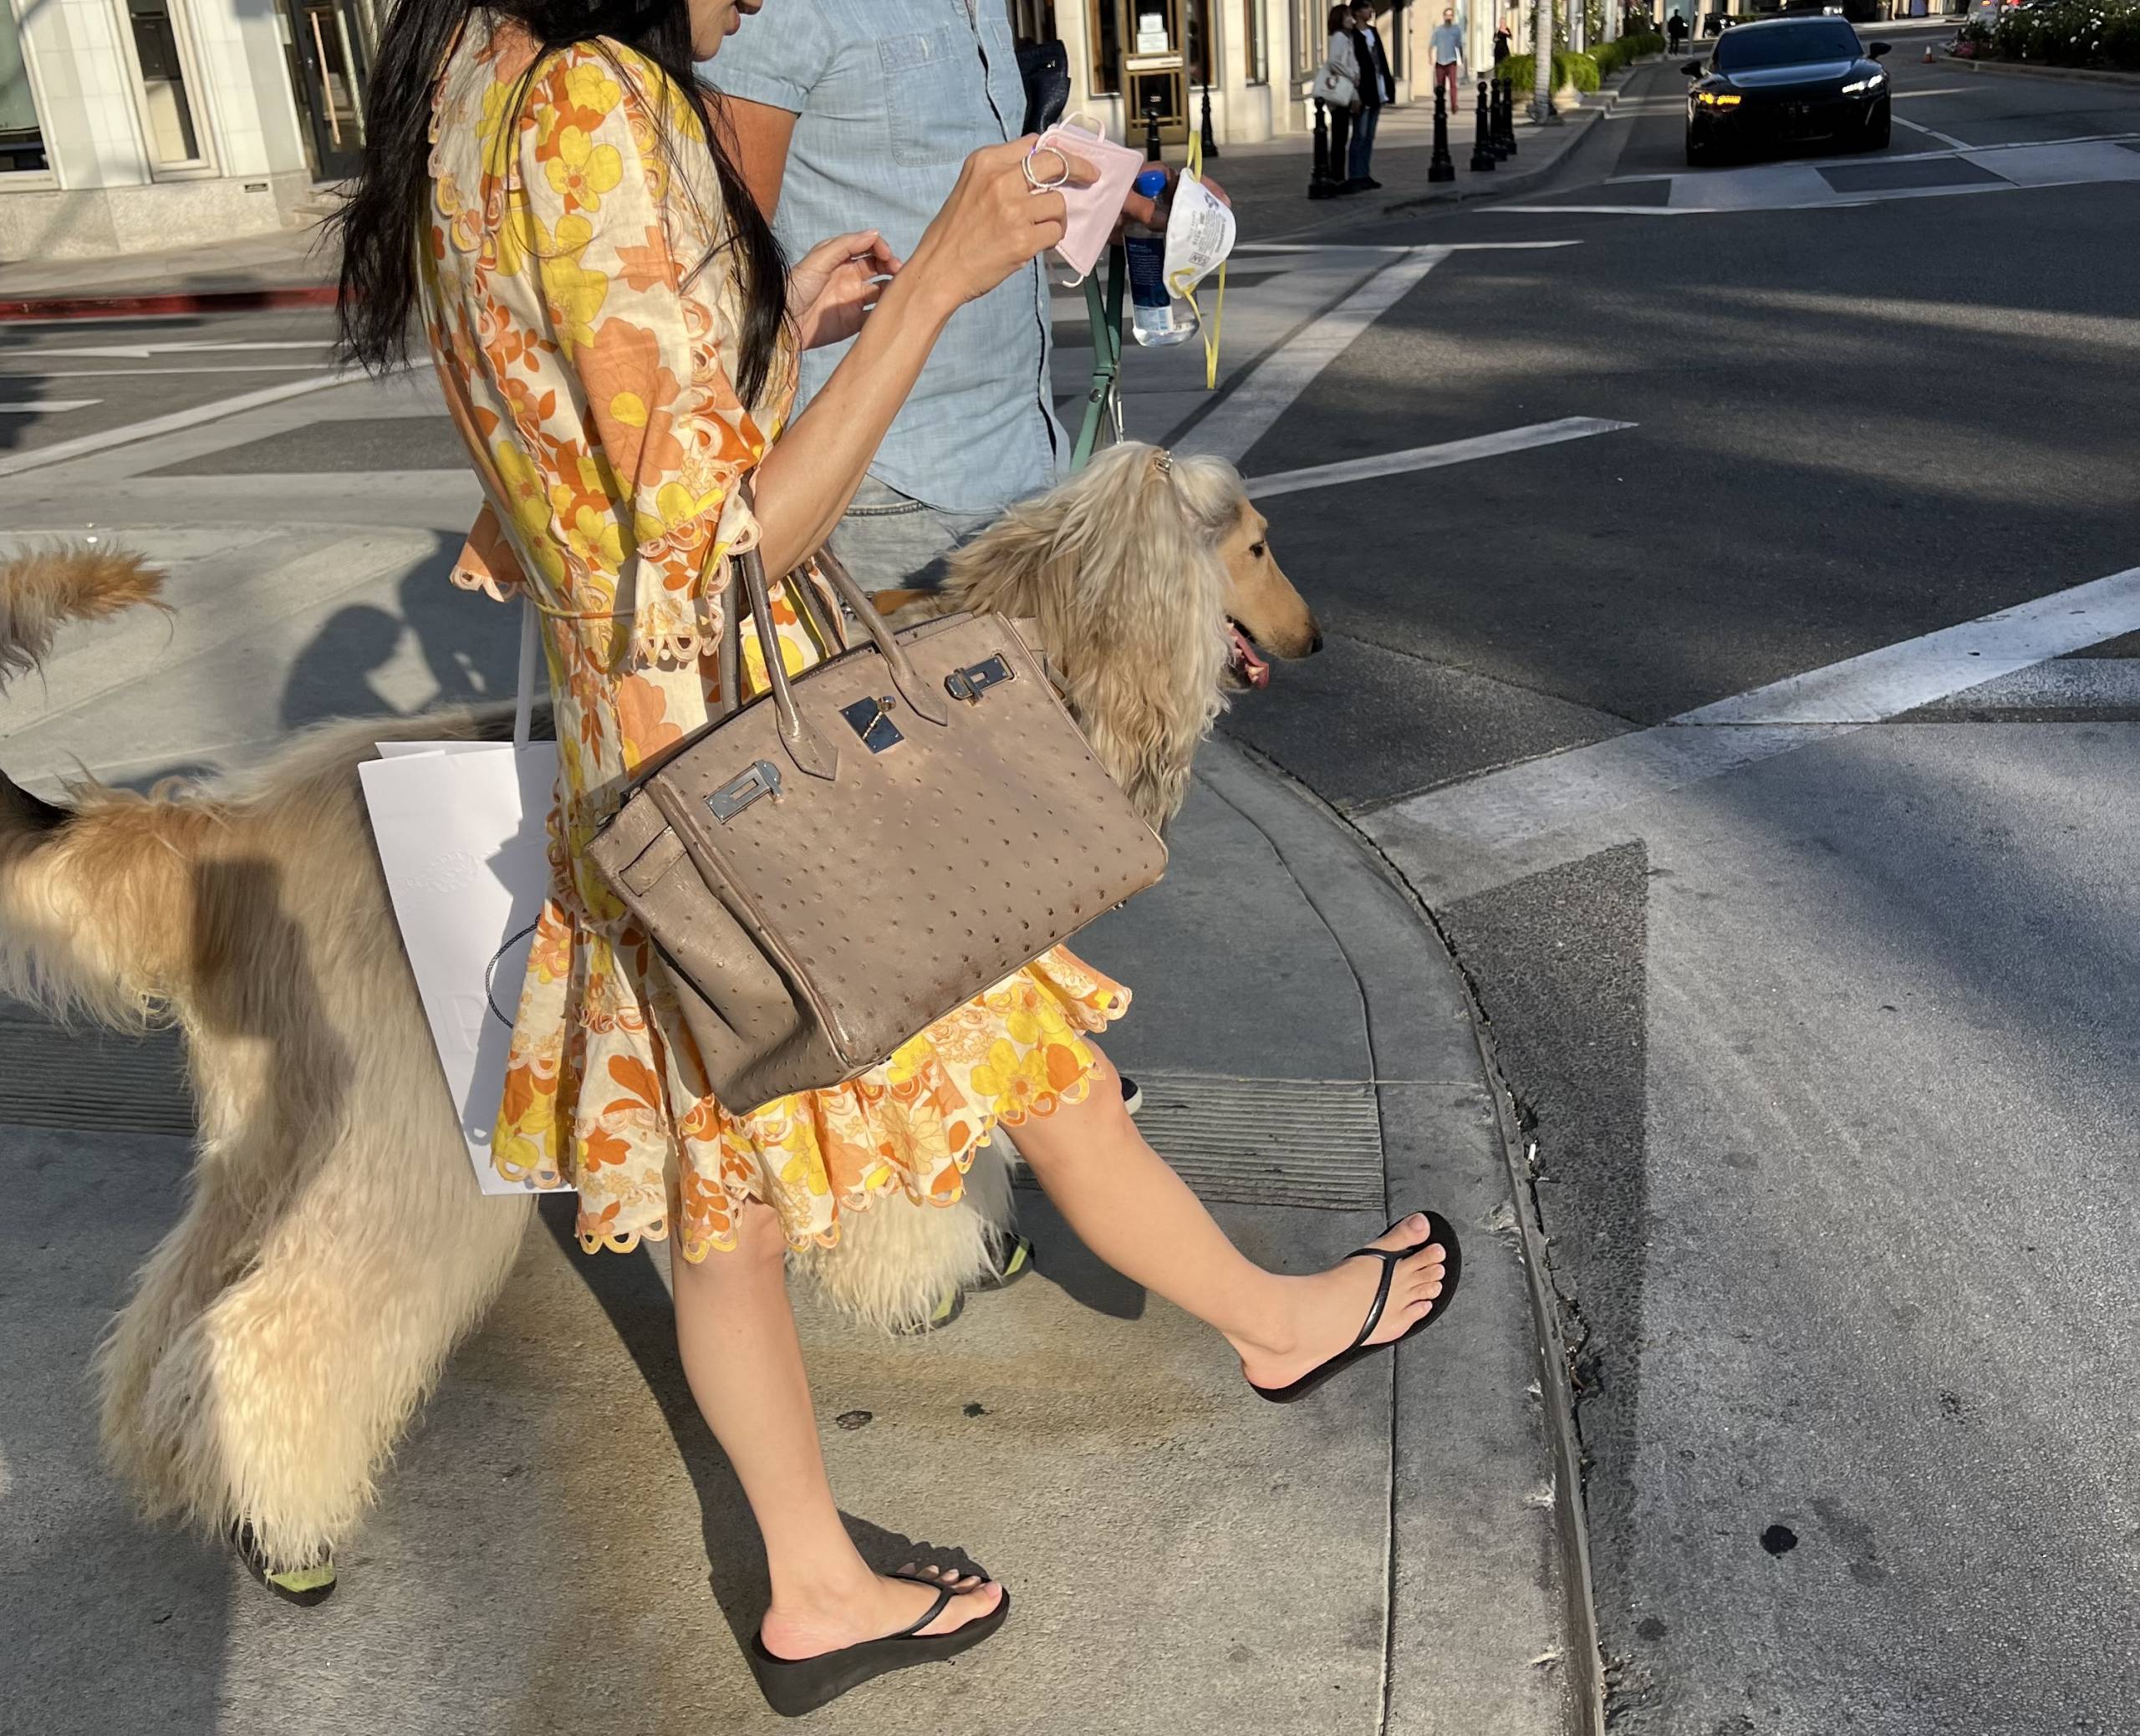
left=535, top=1198, right=990, bottom=1648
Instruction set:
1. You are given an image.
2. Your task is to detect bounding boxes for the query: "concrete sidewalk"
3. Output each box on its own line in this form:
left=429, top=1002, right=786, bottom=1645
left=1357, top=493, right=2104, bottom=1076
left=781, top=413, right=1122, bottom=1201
left=0, top=741, right=1582, bottom=1732
left=0, top=74, right=1633, bottom=313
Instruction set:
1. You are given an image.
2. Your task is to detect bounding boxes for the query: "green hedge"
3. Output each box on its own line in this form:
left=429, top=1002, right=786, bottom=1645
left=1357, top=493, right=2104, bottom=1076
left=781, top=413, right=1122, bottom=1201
left=1495, top=48, right=1602, bottom=93
left=1957, top=0, right=2140, bottom=69
left=1592, top=32, right=1665, bottom=74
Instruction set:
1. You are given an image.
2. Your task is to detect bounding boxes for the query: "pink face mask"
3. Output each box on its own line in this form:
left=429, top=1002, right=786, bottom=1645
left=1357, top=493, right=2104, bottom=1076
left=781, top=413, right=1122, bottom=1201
left=1032, top=117, right=1145, bottom=283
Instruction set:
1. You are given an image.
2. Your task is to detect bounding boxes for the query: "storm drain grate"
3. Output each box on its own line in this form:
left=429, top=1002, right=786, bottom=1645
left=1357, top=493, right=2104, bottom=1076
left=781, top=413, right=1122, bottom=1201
left=1010, top=1073, right=1385, bottom=1211
left=0, top=1007, right=195, bottom=1138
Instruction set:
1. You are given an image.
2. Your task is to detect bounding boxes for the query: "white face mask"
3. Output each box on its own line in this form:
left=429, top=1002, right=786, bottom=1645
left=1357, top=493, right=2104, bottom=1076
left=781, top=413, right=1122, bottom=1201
left=1162, top=170, right=1236, bottom=304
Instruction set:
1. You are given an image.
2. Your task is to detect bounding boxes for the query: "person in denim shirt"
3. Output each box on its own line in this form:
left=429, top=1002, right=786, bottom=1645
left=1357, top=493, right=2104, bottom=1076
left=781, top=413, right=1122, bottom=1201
left=707, top=0, right=1061, bottom=592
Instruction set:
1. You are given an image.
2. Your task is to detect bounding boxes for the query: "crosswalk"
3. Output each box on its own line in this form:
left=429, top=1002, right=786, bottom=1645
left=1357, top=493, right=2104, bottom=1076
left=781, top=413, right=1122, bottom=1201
left=1504, top=132, right=2140, bottom=215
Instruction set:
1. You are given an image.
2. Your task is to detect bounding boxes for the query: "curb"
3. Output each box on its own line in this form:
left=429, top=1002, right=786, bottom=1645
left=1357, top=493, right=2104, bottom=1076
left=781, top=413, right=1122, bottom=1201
left=1378, top=66, right=1640, bottom=218
left=0, top=283, right=336, bottom=323
left=1943, top=52, right=2140, bottom=88
left=1214, top=740, right=1608, bottom=1736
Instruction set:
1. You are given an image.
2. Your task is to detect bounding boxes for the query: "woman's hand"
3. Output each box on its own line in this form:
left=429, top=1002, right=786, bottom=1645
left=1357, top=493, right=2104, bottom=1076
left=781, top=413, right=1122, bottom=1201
left=904, top=138, right=1095, bottom=313
left=787, top=230, right=902, bottom=351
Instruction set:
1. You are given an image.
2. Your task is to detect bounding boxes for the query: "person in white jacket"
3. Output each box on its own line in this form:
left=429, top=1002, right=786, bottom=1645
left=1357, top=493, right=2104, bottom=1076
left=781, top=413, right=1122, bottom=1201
left=1314, top=4, right=1363, bottom=196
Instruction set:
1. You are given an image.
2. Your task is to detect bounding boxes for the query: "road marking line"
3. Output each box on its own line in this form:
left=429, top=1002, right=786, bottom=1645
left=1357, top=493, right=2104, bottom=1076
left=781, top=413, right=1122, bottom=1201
left=1895, top=114, right=1972, bottom=150
left=0, top=369, right=360, bottom=480
left=1494, top=204, right=1699, bottom=216
left=1235, top=241, right=1584, bottom=254
left=0, top=400, right=100, bottom=414
left=8, top=339, right=332, bottom=360
left=1245, top=417, right=1634, bottom=499
left=1363, top=564, right=2140, bottom=858
left=1176, top=247, right=1447, bottom=467
left=0, top=364, right=332, bottom=379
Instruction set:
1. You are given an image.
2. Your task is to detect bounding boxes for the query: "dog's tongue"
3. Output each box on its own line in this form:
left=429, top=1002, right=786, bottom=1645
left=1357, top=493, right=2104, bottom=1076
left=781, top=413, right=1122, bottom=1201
left=1229, top=624, right=1271, bottom=689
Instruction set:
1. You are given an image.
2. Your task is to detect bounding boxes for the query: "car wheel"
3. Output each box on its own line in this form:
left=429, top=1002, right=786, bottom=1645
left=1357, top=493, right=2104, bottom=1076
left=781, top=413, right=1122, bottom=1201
left=1687, top=126, right=1715, bottom=166
left=1863, top=99, right=1891, bottom=150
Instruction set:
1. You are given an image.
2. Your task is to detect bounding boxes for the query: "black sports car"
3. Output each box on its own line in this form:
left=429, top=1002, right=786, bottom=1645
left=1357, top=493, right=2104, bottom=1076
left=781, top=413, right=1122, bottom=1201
left=1683, top=17, right=1893, bottom=165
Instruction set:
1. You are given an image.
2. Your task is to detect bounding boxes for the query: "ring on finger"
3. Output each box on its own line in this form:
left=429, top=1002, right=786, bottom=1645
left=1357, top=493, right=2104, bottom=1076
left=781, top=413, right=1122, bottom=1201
left=1022, top=145, right=1071, bottom=191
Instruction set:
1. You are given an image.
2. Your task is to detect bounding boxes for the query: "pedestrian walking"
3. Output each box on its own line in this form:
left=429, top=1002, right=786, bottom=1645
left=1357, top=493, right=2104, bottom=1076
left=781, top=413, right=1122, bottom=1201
left=1348, top=3, right=1395, bottom=191
left=1429, top=5, right=1466, bottom=115
left=1313, top=4, right=1363, bottom=196
left=334, top=0, right=1460, bottom=1716
left=1668, top=8, right=1689, bottom=48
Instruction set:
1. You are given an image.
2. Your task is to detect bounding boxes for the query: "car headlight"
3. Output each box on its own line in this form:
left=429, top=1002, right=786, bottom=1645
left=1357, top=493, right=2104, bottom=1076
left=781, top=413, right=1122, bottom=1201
left=1695, top=90, right=1742, bottom=107
left=1841, top=74, right=1887, bottom=94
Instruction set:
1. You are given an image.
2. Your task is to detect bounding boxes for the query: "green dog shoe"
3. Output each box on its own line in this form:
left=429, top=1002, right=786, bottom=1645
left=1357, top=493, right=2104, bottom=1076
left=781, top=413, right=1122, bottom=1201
left=231, top=1521, right=338, bottom=1607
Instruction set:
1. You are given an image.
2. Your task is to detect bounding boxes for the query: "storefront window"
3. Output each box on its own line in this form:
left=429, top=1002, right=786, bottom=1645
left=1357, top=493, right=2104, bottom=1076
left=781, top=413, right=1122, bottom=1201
left=0, top=0, right=47, bottom=173
left=1010, top=0, right=1059, bottom=43
left=1088, top=0, right=1122, bottom=93
left=1187, top=0, right=1211, bottom=84
left=126, top=0, right=205, bottom=166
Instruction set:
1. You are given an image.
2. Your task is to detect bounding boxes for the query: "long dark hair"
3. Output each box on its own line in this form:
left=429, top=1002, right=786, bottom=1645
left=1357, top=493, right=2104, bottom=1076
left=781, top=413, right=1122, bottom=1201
left=332, top=0, right=786, bottom=404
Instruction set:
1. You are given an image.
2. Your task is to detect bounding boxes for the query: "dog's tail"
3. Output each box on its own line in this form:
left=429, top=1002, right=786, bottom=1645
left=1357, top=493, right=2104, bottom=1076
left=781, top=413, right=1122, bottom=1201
left=0, top=545, right=196, bottom=1027
left=0, top=543, right=167, bottom=685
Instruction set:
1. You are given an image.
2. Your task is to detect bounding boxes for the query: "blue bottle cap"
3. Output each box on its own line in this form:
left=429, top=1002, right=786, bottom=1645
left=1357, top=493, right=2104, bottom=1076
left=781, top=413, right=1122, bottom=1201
left=1133, top=165, right=1170, bottom=198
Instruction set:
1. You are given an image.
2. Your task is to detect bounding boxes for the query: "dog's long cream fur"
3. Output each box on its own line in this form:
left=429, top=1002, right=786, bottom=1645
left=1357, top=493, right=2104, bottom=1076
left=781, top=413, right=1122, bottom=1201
left=0, top=444, right=1312, bottom=1574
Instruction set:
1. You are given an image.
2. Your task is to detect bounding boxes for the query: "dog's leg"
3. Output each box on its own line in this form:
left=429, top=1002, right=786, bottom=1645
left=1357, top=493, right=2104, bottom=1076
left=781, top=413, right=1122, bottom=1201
left=130, top=1103, right=533, bottom=1572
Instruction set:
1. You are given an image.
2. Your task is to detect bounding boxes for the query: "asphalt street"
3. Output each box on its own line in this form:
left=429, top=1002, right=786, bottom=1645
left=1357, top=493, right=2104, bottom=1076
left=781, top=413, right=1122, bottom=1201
left=1210, top=48, right=2140, bottom=1736
left=3, top=40, right=2137, bottom=1734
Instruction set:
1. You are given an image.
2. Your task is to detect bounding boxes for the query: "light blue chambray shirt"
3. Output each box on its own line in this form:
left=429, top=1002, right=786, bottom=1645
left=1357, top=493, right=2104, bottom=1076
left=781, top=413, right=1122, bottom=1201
left=704, top=0, right=1064, bottom=515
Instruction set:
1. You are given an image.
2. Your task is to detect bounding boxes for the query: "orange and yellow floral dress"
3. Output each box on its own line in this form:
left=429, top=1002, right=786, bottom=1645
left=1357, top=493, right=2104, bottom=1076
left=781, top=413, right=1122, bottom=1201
left=420, top=18, right=1127, bottom=1260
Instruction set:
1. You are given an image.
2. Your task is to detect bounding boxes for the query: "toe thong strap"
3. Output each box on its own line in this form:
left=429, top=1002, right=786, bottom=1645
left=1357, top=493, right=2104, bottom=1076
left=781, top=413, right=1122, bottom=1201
left=884, top=1576, right=958, bottom=1641
left=1345, top=1248, right=1403, bottom=1354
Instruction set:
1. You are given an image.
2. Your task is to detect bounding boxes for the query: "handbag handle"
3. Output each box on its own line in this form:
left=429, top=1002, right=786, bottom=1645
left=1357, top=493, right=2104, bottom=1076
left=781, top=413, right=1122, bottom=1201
left=735, top=543, right=841, bottom=781
left=736, top=478, right=948, bottom=728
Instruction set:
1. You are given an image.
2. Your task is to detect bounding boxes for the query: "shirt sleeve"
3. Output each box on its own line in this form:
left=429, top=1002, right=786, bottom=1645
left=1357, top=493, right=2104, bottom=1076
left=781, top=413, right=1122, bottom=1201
left=698, top=0, right=837, bottom=115
left=517, top=46, right=771, bottom=607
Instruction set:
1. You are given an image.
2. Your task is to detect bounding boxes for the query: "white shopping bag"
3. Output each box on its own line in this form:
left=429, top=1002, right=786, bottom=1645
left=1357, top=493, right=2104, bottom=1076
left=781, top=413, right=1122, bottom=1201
left=359, top=603, right=573, bottom=1195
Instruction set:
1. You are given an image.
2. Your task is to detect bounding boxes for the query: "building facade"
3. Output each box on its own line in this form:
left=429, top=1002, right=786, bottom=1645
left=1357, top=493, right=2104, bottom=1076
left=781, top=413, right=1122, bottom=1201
left=1013, top=1, right=1452, bottom=149
left=0, top=0, right=374, bottom=261
left=0, top=1, right=1513, bottom=264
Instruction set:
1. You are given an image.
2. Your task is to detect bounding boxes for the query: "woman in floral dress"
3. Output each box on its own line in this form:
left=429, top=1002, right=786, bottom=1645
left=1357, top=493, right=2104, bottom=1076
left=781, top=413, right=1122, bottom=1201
left=337, top=0, right=1455, bottom=1710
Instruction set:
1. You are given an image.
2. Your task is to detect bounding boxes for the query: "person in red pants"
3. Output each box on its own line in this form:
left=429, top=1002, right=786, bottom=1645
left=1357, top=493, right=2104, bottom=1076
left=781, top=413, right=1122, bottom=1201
left=1429, top=4, right=1465, bottom=109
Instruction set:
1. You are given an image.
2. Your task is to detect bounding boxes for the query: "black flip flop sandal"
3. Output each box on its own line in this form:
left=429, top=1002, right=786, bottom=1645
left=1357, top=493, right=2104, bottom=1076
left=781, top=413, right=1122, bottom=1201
left=748, top=1571, right=1011, bottom=1718
left=1250, top=1212, right=1463, bottom=1405
left=230, top=1520, right=338, bottom=1607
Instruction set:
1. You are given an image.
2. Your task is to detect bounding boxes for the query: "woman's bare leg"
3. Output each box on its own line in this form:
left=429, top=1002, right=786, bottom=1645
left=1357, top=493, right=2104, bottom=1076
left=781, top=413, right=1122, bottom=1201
left=1010, top=1048, right=1449, bottom=1390
left=670, top=1200, right=1002, bottom=1658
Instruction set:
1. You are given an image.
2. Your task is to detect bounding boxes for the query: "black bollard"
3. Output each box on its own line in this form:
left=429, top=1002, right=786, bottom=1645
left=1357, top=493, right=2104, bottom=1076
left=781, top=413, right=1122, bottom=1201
left=1489, top=77, right=1511, bottom=160
left=1200, top=80, right=1220, bottom=160
left=1308, top=97, right=1335, bottom=197
left=1497, top=76, right=1520, bottom=158
left=1470, top=76, right=1498, bottom=172
left=1428, top=84, right=1457, bottom=183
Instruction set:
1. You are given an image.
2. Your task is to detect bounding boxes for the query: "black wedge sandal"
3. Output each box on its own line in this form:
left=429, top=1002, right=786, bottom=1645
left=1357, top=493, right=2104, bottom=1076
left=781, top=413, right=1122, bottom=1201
left=1249, top=1212, right=1463, bottom=1405
left=748, top=1571, right=1011, bottom=1718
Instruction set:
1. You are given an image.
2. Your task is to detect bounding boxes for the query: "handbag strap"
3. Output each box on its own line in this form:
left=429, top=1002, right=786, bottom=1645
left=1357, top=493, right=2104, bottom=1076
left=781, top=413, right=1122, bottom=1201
left=512, top=593, right=539, bottom=750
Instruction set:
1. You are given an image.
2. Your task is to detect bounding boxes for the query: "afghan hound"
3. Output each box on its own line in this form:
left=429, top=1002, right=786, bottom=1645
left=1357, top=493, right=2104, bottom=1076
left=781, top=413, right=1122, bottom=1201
left=0, top=443, right=1317, bottom=1582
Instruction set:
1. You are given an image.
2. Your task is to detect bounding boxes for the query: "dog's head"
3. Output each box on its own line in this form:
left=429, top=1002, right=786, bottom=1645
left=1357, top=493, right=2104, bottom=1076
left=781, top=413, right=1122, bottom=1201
left=935, top=444, right=1321, bottom=831
left=1214, top=499, right=1319, bottom=691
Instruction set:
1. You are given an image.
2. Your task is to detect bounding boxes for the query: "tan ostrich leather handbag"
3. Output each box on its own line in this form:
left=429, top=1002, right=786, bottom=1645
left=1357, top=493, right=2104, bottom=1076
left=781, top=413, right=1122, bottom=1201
left=584, top=531, right=1166, bottom=1116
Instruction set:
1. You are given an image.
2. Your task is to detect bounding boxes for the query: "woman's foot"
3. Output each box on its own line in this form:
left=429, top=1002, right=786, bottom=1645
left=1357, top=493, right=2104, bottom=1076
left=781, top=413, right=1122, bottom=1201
left=758, top=1563, right=1005, bottom=1662
left=1230, top=1214, right=1447, bottom=1392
